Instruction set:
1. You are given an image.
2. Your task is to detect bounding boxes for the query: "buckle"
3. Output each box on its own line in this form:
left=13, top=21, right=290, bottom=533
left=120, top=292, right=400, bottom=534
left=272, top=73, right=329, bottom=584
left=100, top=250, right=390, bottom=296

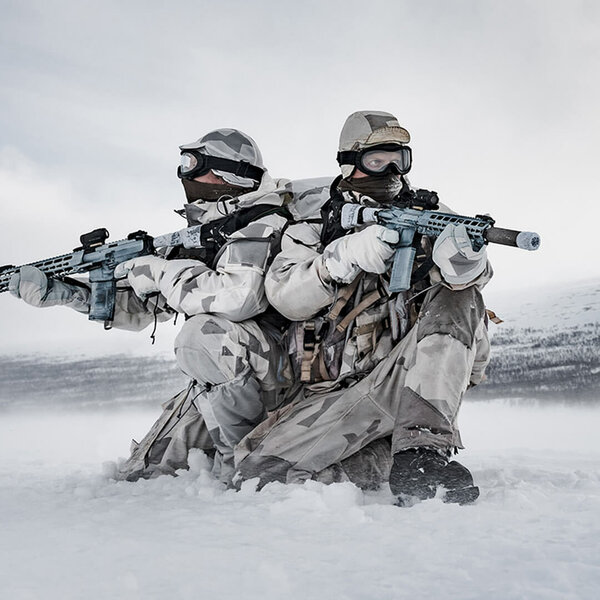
left=303, top=322, right=316, bottom=350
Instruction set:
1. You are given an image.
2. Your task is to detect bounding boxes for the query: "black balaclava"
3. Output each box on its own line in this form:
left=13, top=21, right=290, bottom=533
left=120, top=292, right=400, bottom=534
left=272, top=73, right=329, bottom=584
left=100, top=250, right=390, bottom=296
left=338, top=172, right=404, bottom=204
left=181, top=178, right=253, bottom=203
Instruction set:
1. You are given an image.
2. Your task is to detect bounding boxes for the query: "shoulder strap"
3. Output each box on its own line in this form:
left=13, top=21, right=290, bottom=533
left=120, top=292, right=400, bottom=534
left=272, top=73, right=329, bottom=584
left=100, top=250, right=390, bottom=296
left=208, top=203, right=292, bottom=241
left=319, top=176, right=348, bottom=247
left=167, top=204, right=291, bottom=266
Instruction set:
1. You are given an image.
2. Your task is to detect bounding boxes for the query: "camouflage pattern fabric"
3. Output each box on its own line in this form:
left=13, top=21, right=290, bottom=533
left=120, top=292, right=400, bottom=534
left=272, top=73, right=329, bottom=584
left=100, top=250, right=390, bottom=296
left=109, top=173, right=290, bottom=331
left=234, top=283, right=489, bottom=487
left=235, top=178, right=492, bottom=489
left=115, top=383, right=214, bottom=481
left=173, top=314, right=291, bottom=482
left=179, top=128, right=265, bottom=189
left=9, top=266, right=91, bottom=312
left=338, top=111, right=411, bottom=178
left=110, top=171, right=294, bottom=483
left=432, top=223, right=488, bottom=285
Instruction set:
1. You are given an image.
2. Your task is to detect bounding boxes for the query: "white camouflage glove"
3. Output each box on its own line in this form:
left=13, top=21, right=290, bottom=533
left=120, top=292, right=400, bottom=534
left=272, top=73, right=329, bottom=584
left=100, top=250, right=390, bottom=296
left=432, top=223, right=488, bottom=285
left=114, top=255, right=170, bottom=299
left=114, top=255, right=199, bottom=300
left=323, top=225, right=399, bottom=284
left=9, top=266, right=90, bottom=313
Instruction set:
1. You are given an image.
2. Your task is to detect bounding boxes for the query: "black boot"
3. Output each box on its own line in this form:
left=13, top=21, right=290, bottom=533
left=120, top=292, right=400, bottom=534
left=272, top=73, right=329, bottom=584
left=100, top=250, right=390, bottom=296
left=389, top=447, right=480, bottom=506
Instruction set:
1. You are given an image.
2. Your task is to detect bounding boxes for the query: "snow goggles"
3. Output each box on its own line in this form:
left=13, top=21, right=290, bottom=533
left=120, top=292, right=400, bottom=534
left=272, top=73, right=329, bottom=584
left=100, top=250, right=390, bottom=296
left=337, top=144, right=412, bottom=176
left=177, top=150, right=264, bottom=182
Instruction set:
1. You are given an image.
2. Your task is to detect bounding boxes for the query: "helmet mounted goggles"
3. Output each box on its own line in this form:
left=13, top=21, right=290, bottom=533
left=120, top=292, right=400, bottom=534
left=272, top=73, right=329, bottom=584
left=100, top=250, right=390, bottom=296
left=337, top=144, right=412, bottom=177
left=177, top=150, right=265, bottom=182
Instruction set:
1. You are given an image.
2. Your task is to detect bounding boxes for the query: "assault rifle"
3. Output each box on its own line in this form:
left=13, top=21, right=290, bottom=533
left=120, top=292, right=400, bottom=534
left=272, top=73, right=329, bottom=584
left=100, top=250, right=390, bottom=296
left=0, top=204, right=289, bottom=326
left=339, top=198, right=541, bottom=292
left=0, top=223, right=214, bottom=327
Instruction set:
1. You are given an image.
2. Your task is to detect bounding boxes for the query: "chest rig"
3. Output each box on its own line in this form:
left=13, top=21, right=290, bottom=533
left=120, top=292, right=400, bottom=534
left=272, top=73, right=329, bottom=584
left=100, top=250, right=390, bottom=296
left=291, top=182, right=436, bottom=384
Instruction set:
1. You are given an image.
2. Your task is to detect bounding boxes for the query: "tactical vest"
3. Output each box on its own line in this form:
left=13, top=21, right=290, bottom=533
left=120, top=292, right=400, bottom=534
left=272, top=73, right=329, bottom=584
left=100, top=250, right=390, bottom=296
left=291, top=183, right=436, bottom=385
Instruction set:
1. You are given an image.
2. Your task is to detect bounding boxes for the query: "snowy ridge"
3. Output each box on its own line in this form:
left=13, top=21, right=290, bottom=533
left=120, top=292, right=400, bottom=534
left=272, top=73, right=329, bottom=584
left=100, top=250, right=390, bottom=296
left=0, top=353, right=187, bottom=409
left=472, top=278, right=600, bottom=401
left=486, top=278, right=600, bottom=330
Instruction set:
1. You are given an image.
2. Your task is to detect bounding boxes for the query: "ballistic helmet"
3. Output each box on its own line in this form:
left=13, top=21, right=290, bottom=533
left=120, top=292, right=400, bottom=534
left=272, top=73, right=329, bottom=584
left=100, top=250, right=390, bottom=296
left=178, top=128, right=265, bottom=188
left=338, top=111, right=411, bottom=178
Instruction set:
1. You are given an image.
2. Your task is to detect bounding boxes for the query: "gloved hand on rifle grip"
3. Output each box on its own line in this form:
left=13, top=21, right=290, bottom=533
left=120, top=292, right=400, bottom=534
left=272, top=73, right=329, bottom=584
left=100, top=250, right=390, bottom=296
left=9, top=266, right=90, bottom=313
left=432, top=223, right=488, bottom=285
left=323, top=224, right=400, bottom=284
left=115, top=255, right=199, bottom=300
left=114, top=255, right=170, bottom=299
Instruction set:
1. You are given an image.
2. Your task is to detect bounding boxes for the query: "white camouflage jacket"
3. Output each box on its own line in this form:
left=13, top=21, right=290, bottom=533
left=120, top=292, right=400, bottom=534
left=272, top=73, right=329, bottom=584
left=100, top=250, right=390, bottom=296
left=110, top=173, right=291, bottom=332
left=265, top=180, right=493, bottom=385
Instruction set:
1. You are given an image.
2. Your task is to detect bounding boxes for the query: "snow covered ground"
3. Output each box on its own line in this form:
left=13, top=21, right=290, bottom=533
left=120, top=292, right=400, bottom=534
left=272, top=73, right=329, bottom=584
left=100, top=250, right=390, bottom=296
left=1, top=400, right=599, bottom=600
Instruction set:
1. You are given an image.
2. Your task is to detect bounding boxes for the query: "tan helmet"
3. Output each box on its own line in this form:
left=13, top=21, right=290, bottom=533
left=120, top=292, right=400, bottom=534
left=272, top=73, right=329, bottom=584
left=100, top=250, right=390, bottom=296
left=338, top=111, right=411, bottom=178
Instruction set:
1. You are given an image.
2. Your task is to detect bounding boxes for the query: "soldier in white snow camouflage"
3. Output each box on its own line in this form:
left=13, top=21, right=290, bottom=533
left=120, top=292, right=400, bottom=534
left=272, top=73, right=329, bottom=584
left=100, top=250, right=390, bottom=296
left=234, top=111, right=492, bottom=504
left=10, top=128, right=293, bottom=485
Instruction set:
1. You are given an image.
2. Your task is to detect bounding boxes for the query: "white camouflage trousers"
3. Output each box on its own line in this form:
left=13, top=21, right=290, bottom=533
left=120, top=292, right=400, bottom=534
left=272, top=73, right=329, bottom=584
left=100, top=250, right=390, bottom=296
left=234, top=284, right=490, bottom=488
left=115, top=314, right=290, bottom=483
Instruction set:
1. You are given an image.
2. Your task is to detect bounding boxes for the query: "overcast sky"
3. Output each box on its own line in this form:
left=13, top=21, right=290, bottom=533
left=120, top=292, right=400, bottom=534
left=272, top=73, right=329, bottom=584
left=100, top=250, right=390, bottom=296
left=1, top=0, right=598, bottom=354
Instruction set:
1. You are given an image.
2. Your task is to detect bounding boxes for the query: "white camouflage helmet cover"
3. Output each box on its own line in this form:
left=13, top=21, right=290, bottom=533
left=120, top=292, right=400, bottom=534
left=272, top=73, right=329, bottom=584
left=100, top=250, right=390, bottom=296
left=179, top=128, right=265, bottom=188
left=338, top=111, right=411, bottom=178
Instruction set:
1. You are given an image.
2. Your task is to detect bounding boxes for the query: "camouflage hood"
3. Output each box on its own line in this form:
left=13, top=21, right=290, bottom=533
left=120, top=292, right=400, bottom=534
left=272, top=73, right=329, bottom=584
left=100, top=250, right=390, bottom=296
left=179, top=128, right=265, bottom=189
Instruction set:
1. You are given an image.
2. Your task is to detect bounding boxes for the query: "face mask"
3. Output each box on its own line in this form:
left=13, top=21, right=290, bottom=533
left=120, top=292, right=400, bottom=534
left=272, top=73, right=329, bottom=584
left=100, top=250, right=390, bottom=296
left=181, top=178, right=248, bottom=203
left=181, top=197, right=243, bottom=226
left=338, top=173, right=404, bottom=204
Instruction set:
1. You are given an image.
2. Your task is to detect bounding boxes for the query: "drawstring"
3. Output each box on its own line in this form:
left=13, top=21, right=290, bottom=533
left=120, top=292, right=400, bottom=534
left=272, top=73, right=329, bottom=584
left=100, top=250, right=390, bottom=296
left=149, top=294, right=180, bottom=344
left=150, top=294, right=160, bottom=345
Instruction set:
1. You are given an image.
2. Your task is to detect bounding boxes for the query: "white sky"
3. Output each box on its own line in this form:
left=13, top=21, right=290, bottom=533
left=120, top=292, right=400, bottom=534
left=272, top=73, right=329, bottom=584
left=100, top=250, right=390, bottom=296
left=1, top=0, right=599, bottom=354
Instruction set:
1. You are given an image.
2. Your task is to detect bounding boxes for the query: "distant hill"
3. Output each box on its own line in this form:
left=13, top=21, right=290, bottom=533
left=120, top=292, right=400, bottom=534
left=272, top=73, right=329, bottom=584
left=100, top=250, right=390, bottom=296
left=470, top=279, right=600, bottom=401
left=1, top=280, right=598, bottom=409
left=0, top=354, right=187, bottom=410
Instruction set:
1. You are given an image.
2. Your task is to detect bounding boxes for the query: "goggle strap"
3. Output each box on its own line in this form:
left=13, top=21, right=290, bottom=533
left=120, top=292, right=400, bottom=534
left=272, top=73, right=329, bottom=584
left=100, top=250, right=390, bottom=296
left=337, top=148, right=411, bottom=165
left=336, top=151, right=358, bottom=166
left=180, top=152, right=264, bottom=181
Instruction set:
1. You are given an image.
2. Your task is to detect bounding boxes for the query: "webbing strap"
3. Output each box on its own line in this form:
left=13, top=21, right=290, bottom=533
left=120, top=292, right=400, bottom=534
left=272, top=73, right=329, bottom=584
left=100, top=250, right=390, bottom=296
left=486, top=309, right=503, bottom=324
left=300, top=321, right=320, bottom=382
left=335, top=289, right=383, bottom=334
left=327, top=275, right=363, bottom=321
